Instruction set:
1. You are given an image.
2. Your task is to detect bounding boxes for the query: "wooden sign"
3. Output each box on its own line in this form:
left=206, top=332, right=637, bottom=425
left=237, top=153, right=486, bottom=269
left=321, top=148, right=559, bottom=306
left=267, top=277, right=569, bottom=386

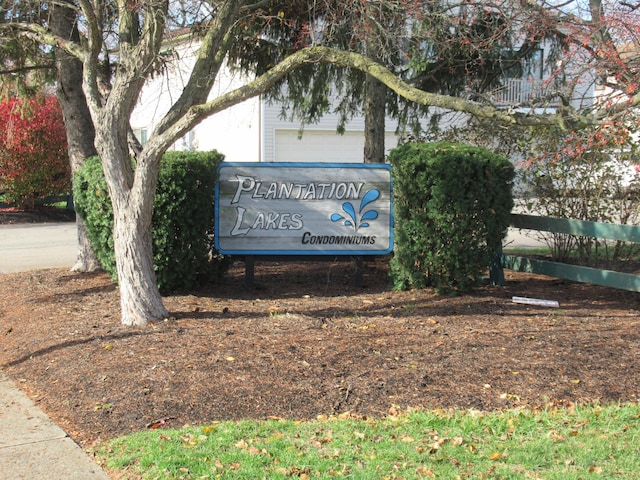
left=215, top=163, right=393, bottom=255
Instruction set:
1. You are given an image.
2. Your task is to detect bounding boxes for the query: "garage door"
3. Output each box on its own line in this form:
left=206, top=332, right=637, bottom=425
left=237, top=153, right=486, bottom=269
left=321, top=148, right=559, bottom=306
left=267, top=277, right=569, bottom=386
left=274, top=129, right=398, bottom=163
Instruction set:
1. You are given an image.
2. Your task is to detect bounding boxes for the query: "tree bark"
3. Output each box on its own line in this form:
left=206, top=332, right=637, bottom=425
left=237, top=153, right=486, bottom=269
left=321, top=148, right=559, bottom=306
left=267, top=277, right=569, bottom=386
left=112, top=204, right=168, bottom=325
left=50, top=3, right=101, bottom=272
left=363, top=4, right=387, bottom=164
left=94, top=111, right=168, bottom=326
left=364, top=74, right=387, bottom=163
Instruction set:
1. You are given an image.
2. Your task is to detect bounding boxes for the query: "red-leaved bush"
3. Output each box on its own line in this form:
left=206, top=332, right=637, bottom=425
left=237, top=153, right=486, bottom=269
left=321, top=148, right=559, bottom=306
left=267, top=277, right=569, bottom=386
left=0, top=95, right=70, bottom=208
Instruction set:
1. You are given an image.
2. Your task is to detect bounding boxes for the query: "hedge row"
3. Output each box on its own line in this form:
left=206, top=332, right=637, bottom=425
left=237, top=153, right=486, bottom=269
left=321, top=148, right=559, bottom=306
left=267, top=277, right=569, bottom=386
left=75, top=142, right=514, bottom=295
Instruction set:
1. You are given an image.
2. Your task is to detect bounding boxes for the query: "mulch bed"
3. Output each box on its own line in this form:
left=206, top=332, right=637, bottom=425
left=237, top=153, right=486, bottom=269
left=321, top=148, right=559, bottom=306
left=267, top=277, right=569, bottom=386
left=1, top=209, right=639, bottom=452
left=0, top=206, right=76, bottom=224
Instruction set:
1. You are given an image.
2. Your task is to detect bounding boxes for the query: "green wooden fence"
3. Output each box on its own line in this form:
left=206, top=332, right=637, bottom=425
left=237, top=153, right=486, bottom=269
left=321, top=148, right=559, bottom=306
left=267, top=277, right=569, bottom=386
left=495, top=213, right=640, bottom=292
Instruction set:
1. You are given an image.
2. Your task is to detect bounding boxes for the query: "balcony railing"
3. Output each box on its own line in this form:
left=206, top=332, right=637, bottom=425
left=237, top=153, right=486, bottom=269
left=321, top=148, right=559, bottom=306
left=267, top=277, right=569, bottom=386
left=489, top=78, right=560, bottom=107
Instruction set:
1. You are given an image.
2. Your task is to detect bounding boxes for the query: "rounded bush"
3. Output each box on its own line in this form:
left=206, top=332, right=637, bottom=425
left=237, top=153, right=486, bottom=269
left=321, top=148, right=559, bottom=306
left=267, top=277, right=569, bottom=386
left=389, top=141, right=514, bottom=293
left=0, top=96, right=70, bottom=207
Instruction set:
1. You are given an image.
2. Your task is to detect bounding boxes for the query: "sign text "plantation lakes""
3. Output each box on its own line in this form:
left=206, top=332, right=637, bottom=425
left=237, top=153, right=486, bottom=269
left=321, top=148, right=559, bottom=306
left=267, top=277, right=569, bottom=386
left=231, top=175, right=365, bottom=204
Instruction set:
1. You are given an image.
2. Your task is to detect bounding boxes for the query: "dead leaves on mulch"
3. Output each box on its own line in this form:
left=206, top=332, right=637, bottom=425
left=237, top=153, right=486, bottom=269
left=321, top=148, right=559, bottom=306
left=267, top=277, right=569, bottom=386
left=1, top=260, right=639, bottom=448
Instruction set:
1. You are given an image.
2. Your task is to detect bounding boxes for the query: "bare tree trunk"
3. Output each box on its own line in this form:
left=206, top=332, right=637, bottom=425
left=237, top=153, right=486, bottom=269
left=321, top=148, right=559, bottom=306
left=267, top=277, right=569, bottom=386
left=112, top=205, right=168, bottom=325
left=51, top=3, right=101, bottom=272
left=363, top=4, right=386, bottom=165
left=364, top=74, right=387, bottom=164
left=71, top=220, right=101, bottom=272
left=95, top=114, right=168, bottom=326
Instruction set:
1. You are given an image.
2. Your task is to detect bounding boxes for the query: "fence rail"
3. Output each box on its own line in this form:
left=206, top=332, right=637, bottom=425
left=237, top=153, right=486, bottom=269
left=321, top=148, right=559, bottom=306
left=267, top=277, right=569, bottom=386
left=497, top=213, right=640, bottom=292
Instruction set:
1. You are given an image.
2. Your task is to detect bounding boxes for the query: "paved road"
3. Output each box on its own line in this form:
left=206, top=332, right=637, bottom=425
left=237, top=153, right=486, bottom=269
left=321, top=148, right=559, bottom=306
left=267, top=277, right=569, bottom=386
left=0, top=223, right=77, bottom=274
left=0, top=222, right=545, bottom=275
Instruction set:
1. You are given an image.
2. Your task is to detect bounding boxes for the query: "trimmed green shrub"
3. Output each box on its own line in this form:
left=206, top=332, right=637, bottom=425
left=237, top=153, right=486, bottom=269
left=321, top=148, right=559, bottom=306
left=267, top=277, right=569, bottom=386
left=73, top=151, right=230, bottom=292
left=72, top=156, right=114, bottom=269
left=389, top=141, right=514, bottom=293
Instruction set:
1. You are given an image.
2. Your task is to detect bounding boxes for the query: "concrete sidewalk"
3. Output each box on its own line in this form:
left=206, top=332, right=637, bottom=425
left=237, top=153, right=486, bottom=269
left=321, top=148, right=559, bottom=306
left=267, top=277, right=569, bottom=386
left=0, top=223, right=108, bottom=478
left=0, top=372, right=110, bottom=479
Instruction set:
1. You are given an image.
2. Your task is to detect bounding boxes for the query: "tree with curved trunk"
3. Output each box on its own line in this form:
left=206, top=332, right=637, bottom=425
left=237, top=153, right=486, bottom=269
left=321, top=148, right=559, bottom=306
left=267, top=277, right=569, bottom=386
left=2, top=0, right=639, bottom=325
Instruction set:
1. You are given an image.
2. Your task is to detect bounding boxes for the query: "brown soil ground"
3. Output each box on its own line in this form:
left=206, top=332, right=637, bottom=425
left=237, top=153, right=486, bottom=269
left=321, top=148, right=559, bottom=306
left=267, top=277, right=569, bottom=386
left=0, top=209, right=639, bottom=454
left=0, top=205, right=76, bottom=224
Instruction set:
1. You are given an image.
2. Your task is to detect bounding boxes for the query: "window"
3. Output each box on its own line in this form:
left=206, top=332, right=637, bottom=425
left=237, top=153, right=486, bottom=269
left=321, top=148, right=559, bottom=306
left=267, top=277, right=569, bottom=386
left=522, top=49, right=544, bottom=79
left=133, top=128, right=148, bottom=146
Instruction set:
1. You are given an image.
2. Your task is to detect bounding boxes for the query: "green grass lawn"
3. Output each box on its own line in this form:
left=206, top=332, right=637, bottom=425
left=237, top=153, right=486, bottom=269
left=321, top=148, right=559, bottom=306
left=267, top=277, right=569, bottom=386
left=98, top=402, right=640, bottom=479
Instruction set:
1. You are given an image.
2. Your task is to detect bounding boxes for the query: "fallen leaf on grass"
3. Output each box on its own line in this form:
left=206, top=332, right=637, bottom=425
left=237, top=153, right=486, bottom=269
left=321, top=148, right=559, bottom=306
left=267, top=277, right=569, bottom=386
left=180, top=433, right=208, bottom=446
left=388, top=405, right=402, bottom=416
left=146, top=417, right=175, bottom=429
left=235, top=439, right=249, bottom=449
left=416, top=467, right=436, bottom=477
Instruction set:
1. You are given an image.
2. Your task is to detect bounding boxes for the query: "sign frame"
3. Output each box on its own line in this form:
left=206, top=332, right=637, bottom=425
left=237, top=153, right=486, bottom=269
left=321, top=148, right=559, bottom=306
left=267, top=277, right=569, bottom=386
left=215, top=162, right=394, bottom=255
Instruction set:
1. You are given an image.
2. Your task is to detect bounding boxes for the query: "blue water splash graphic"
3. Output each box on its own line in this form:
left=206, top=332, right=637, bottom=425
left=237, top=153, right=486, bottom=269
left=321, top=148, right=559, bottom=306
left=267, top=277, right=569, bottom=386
left=331, top=188, right=381, bottom=231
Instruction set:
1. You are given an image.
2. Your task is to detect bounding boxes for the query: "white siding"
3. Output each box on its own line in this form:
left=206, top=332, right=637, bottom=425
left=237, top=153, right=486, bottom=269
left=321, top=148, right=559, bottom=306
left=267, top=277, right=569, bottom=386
left=261, top=99, right=403, bottom=163
left=131, top=42, right=261, bottom=162
left=273, top=129, right=400, bottom=163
